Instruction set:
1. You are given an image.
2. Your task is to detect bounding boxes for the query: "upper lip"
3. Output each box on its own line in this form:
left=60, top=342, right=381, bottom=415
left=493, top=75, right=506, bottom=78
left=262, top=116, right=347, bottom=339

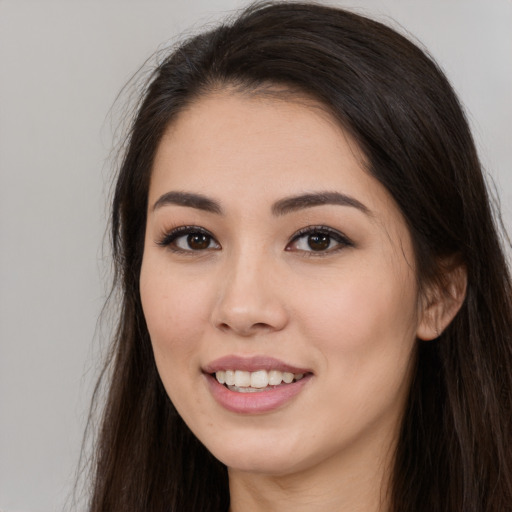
left=203, top=355, right=311, bottom=374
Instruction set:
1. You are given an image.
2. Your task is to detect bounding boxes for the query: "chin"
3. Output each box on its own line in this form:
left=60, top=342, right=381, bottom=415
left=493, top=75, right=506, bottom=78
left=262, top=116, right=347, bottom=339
left=219, top=450, right=305, bottom=476
left=199, top=427, right=316, bottom=476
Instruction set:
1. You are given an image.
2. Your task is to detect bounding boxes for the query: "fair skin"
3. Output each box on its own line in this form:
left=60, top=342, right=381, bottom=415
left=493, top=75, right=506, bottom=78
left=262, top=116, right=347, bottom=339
left=140, top=91, right=459, bottom=512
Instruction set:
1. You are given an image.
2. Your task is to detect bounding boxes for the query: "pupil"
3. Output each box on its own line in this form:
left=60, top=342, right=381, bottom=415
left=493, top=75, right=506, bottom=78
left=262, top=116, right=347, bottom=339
left=188, top=233, right=209, bottom=250
left=308, top=233, right=330, bottom=251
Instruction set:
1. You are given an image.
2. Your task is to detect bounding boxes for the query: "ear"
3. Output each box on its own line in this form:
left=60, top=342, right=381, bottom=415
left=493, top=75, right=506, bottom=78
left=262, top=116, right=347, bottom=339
left=416, top=261, right=467, bottom=341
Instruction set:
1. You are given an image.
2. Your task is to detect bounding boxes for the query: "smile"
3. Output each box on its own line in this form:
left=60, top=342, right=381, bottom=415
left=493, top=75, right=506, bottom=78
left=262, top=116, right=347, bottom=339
left=215, top=369, right=305, bottom=392
left=203, top=356, right=313, bottom=413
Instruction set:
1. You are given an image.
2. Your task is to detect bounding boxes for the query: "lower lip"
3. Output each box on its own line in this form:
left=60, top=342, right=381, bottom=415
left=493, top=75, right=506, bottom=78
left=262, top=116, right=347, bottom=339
left=204, top=373, right=312, bottom=414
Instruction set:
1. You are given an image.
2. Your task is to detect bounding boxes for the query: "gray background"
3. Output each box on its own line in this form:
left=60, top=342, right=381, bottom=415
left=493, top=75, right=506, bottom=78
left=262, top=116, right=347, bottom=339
left=1, top=1, right=511, bottom=511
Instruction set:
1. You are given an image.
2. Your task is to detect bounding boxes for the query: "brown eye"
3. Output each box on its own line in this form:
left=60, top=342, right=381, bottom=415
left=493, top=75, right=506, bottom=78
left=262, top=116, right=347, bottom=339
left=307, top=233, right=331, bottom=251
left=187, top=233, right=211, bottom=250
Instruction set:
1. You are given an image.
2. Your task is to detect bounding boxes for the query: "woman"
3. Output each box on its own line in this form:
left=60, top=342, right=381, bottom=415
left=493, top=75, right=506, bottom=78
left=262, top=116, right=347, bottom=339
left=87, top=2, right=512, bottom=511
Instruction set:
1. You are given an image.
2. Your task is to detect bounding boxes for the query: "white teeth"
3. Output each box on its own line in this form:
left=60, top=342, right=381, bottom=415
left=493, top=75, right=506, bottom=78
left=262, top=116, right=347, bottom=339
left=250, top=370, right=268, bottom=388
left=268, top=370, right=282, bottom=386
left=234, top=370, right=251, bottom=387
left=282, top=372, right=294, bottom=384
left=215, top=369, right=306, bottom=389
left=225, top=370, right=235, bottom=386
left=229, top=386, right=264, bottom=393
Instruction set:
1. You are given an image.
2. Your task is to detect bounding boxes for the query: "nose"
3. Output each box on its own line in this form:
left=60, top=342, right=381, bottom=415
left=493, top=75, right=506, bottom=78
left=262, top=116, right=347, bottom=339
left=210, top=252, right=289, bottom=337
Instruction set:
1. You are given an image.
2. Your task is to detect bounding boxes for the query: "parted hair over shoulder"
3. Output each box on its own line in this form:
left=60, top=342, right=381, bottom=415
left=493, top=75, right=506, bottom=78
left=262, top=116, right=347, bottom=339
left=86, top=2, right=512, bottom=511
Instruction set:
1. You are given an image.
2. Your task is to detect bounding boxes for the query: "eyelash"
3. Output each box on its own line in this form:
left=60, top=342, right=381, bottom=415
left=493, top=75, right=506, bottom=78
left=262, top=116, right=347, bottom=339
left=156, top=225, right=353, bottom=256
left=156, top=225, right=220, bottom=254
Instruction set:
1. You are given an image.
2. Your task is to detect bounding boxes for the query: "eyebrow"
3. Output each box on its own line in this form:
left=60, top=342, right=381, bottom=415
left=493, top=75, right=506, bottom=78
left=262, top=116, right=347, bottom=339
left=152, top=190, right=371, bottom=217
left=152, top=191, right=223, bottom=214
left=271, top=191, right=371, bottom=217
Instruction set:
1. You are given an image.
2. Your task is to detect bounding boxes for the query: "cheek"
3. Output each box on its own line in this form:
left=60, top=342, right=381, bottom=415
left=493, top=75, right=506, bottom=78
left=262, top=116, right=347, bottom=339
left=299, top=264, right=417, bottom=344
left=288, top=269, right=418, bottom=449
left=295, top=261, right=418, bottom=398
left=139, top=257, right=211, bottom=369
left=139, top=259, right=217, bottom=424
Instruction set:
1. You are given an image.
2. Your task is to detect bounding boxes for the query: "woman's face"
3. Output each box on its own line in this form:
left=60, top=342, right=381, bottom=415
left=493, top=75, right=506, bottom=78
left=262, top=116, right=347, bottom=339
left=140, top=92, right=425, bottom=476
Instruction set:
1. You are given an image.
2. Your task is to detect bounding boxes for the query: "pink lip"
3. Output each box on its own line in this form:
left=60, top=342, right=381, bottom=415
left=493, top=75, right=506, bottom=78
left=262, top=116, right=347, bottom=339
left=204, top=373, right=312, bottom=414
left=203, top=355, right=311, bottom=374
left=202, top=355, right=313, bottom=414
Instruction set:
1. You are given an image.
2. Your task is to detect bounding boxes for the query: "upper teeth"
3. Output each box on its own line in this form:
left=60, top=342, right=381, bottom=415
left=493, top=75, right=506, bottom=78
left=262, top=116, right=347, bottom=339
left=215, top=369, right=305, bottom=388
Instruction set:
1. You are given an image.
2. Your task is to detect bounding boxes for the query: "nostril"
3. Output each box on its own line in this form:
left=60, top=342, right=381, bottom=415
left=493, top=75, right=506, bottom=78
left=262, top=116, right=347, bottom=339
left=253, top=322, right=271, bottom=330
left=215, top=320, right=273, bottom=336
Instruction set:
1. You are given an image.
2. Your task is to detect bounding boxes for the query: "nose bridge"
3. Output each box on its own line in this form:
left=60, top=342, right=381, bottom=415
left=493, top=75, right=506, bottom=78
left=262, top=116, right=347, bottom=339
left=212, top=241, right=287, bottom=335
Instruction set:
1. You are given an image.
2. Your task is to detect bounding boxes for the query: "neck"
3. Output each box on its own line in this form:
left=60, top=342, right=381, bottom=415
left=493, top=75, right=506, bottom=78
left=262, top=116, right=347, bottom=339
left=228, top=433, right=394, bottom=512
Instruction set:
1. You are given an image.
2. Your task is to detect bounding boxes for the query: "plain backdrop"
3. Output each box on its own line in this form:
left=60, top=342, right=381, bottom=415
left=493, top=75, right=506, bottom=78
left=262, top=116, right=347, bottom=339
left=0, top=1, right=511, bottom=511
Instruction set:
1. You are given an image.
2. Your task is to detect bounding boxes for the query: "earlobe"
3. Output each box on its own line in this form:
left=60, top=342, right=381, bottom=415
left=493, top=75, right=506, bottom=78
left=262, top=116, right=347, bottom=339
left=416, top=263, right=467, bottom=341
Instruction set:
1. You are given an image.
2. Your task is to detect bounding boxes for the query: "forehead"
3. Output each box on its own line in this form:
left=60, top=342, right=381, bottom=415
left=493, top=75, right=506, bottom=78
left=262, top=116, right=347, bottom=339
left=153, top=93, right=362, bottom=189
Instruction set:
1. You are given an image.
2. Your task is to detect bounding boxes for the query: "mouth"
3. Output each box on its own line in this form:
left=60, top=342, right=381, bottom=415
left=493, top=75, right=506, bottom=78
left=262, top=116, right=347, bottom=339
left=203, top=356, right=312, bottom=413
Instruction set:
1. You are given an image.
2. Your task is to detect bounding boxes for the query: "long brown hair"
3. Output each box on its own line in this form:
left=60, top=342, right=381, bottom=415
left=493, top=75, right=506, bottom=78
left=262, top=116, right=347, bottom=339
left=85, top=2, right=512, bottom=510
